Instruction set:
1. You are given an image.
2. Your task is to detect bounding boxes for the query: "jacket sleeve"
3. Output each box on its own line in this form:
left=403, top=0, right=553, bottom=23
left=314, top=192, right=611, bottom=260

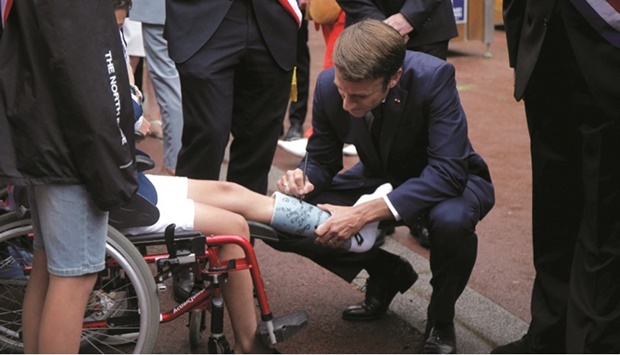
left=388, top=61, right=472, bottom=225
left=336, top=0, right=388, bottom=22
left=301, top=70, right=346, bottom=194
left=399, top=0, right=444, bottom=30
left=34, top=0, right=138, bottom=211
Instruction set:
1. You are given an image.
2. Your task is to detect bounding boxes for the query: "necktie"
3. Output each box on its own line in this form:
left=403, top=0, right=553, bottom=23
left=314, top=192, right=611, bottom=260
left=569, top=0, right=620, bottom=48
left=368, top=109, right=383, bottom=152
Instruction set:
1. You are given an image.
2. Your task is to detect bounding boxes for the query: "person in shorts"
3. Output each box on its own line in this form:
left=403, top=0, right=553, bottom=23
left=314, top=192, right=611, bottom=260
left=0, top=1, right=138, bottom=352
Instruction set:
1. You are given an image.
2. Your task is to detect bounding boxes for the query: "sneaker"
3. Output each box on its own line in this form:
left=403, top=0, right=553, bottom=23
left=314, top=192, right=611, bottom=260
left=284, top=122, right=304, bottom=141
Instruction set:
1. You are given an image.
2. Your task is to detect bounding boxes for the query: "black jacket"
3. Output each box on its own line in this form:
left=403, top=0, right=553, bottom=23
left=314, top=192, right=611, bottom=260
left=0, top=0, right=138, bottom=211
left=337, top=0, right=458, bottom=48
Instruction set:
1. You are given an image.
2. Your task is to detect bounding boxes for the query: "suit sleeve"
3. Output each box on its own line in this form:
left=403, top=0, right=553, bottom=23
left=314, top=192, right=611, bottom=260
left=33, top=0, right=138, bottom=211
left=336, top=0, right=388, bottom=22
left=301, top=70, right=346, bottom=194
left=399, top=0, right=444, bottom=29
left=388, top=62, right=472, bottom=225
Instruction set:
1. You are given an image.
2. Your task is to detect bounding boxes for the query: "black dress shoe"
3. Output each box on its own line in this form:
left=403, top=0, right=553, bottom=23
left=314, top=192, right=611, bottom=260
left=342, top=257, right=418, bottom=321
left=491, top=334, right=562, bottom=354
left=422, top=320, right=456, bottom=354
left=284, top=122, right=304, bottom=141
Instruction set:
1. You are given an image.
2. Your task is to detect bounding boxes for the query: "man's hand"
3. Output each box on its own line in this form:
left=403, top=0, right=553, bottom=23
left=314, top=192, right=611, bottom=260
left=277, top=168, right=314, bottom=198
left=384, top=13, right=413, bottom=40
left=314, top=196, right=391, bottom=248
left=313, top=204, right=367, bottom=248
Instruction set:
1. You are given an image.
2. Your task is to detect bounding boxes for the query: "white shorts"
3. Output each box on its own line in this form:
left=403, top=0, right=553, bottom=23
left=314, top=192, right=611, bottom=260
left=122, top=174, right=195, bottom=235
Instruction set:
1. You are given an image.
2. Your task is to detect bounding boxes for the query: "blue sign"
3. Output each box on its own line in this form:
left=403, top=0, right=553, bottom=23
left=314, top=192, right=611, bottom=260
left=452, top=0, right=467, bottom=24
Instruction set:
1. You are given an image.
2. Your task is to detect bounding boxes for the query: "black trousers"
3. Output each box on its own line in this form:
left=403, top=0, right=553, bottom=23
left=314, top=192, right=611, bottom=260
left=265, top=180, right=484, bottom=323
left=523, top=7, right=620, bottom=353
left=175, top=0, right=293, bottom=194
left=287, top=14, right=310, bottom=126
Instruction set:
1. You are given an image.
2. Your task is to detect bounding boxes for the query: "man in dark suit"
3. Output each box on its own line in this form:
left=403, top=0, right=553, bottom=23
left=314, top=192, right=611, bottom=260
left=269, top=19, right=494, bottom=354
left=493, top=1, right=620, bottom=353
left=337, top=0, right=457, bottom=60
left=164, top=0, right=300, bottom=194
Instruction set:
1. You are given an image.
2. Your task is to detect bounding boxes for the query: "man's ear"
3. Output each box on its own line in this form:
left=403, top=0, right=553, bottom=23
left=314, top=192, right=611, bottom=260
left=388, top=68, right=403, bottom=89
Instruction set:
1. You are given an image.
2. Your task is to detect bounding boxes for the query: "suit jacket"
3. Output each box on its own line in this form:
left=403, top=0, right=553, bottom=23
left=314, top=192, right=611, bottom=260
left=130, top=0, right=165, bottom=25
left=304, top=51, right=494, bottom=226
left=337, top=0, right=458, bottom=48
left=503, top=0, right=620, bottom=118
left=164, top=0, right=298, bottom=70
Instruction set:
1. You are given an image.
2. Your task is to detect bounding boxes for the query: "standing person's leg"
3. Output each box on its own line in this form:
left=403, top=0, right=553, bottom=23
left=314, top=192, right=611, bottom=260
left=141, top=23, right=183, bottom=174
left=284, top=17, right=309, bottom=141
left=174, top=5, right=246, bottom=180
left=22, top=185, right=107, bottom=353
left=566, top=117, right=620, bottom=353
left=227, top=13, right=293, bottom=194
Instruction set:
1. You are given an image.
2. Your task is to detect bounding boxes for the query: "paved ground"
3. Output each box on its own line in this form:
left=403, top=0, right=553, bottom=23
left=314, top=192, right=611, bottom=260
left=138, top=25, right=533, bottom=354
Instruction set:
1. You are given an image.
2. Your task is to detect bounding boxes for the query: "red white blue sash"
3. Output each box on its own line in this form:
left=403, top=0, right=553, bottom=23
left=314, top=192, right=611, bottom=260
left=570, top=0, right=620, bottom=48
left=1, top=0, right=13, bottom=28
left=279, top=0, right=302, bottom=27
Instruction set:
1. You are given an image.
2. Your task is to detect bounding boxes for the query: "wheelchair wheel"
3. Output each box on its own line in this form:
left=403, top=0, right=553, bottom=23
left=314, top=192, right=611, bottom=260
left=188, top=309, right=205, bottom=349
left=0, top=219, right=160, bottom=354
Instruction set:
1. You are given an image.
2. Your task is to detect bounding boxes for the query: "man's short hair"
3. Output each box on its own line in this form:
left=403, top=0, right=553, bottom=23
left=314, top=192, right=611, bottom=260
left=333, top=19, right=406, bottom=85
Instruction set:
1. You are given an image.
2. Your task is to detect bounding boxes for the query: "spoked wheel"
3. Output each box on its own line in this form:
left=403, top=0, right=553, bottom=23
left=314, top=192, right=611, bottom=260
left=188, top=309, right=205, bottom=349
left=0, top=219, right=160, bottom=353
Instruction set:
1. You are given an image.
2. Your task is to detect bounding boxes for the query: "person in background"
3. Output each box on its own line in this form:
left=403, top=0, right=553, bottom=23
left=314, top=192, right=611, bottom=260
left=122, top=14, right=164, bottom=141
left=269, top=19, right=494, bottom=354
left=337, top=0, right=457, bottom=61
left=0, top=1, right=138, bottom=352
left=164, top=0, right=300, bottom=194
left=129, top=0, right=183, bottom=176
left=493, top=1, right=620, bottom=353
left=282, top=0, right=310, bottom=142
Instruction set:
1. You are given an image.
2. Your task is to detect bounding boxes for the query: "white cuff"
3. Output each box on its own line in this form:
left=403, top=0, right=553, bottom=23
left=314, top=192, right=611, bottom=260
left=383, top=195, right=401, bottom=221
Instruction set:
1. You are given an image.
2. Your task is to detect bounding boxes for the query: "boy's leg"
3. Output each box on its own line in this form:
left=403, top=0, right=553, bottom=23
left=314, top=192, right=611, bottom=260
left=39, top=273, right=98, bottom=353
left=24, top=184, right=108, bottom=352
left=21, top=251, right=49, bottom=354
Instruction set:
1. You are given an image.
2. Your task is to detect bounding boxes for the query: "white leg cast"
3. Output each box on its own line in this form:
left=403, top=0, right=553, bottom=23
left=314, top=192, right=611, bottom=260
left=269, top=192, right=331, bottom=238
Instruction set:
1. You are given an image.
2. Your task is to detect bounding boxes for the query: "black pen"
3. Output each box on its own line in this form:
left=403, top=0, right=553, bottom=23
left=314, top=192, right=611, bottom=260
left=301, top=153, right=308, bottom=202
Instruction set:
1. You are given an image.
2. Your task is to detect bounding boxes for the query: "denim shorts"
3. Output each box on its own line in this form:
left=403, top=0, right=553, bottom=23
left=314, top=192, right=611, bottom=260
left=28, top=184, right=108, bottom=277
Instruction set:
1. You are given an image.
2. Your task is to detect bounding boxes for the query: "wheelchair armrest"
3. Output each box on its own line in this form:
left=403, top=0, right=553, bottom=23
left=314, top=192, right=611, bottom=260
left=248, top=221, right=279, bottom=242
left=136, top=154, right=156, bottom=172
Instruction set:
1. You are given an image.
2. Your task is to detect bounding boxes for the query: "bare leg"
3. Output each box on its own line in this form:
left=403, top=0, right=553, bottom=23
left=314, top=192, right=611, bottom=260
left=22, top=251, right=98, bottom=353
left=192, top=203, right=272, bottom=353
left=187, top=180, right=274, bottom=223
left=39, top=274, right=97, bottom=353
left=22, top=251, right=49, bottom=353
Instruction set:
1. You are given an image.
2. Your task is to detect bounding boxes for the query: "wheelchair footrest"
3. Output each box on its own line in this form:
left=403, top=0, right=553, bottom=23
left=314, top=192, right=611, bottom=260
left=257, top=310, right=309, bottom=346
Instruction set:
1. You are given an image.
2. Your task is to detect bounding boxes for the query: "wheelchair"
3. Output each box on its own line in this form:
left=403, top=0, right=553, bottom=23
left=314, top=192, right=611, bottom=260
left=0, top=178, right=308, bottom=353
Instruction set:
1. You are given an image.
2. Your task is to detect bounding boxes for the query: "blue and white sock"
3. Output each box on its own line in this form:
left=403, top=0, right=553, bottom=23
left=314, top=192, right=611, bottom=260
left=342, top=183, right=393, bottom=253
